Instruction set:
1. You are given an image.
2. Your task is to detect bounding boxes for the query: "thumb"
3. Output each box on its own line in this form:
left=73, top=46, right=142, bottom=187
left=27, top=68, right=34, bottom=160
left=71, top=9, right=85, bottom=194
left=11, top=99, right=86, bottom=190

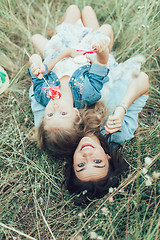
left=86, top=54, right=93, bottom=64
left=108, top=114, right=116, bottom=121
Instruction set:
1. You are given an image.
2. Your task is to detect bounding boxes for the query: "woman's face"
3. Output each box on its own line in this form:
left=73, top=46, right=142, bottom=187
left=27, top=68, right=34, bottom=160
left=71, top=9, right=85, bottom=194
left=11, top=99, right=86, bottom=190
left=73, top=135, right=109, bottom=182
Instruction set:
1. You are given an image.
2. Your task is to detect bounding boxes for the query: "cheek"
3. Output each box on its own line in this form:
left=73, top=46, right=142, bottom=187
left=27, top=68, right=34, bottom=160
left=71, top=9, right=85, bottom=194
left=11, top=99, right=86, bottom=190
left=73, top=152, right=78, bottom=165
left=97, top=148, right=108, bottom=160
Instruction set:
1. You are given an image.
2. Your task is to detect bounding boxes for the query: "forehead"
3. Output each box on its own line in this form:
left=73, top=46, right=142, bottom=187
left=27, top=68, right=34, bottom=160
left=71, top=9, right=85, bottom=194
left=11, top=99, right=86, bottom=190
left=44, top=116, right=74, bottom=129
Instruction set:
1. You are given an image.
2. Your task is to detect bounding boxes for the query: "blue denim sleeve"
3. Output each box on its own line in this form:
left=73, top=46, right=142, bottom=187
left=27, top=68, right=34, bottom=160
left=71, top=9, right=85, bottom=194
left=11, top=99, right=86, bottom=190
left=81, top=64, right=110, bottom=106
left=29, top=86, right=45, bottom=127
left=28, top=64, right=60, bottom=107
left=89, top=63, right=110, bottom=77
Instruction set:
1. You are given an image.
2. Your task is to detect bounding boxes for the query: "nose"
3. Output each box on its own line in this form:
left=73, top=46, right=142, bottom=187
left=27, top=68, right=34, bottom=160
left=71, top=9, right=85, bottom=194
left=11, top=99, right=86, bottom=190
left=82, top=150, right=93, bottom=158
left=53, top=103, right=59, bottom=110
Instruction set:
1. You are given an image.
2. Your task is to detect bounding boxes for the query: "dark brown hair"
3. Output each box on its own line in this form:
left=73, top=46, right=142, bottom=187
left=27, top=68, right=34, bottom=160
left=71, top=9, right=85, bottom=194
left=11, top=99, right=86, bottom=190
left=63, top=133, right=128, bottom=205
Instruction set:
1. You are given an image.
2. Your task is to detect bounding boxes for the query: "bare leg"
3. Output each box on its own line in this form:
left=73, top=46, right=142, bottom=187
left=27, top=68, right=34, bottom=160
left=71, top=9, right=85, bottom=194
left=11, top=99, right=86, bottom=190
left=61, top=5, right=81, bottom=24
left=81, top=6, right=99, bottom=30
left=98, top=24, right=114, bottom=52
left=31, top=34, right=49, bottom=55
left=81, top=6, right=113, bottom=52
left=31, top=5, right=80, bottom=54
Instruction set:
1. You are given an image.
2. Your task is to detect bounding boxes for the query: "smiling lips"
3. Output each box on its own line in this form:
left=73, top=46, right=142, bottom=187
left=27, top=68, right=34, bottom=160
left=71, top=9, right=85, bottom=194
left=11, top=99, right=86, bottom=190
left=80, top=144, right=95, bottom=151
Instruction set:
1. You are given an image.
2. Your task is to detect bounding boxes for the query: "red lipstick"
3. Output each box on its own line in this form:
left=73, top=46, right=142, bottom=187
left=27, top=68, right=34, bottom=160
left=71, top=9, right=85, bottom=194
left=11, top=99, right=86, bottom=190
left=80, top=144, right=94, bottom=151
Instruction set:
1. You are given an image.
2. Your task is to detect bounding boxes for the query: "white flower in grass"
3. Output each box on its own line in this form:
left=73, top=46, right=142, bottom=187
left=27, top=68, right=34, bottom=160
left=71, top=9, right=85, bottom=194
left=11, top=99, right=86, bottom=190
left=119, top=188, right=124, bottom=193
left=138, top=6, right=144, bottom=10
left=76, top=235, right=83, bottom=240
left=135, top=54, right=146, bottom=63
left=97, top=236, right=103, bottom=240
left=78, top=212, right=84, bottom=218
left=82, top=190, right=87, bottom=195
left=109, top=196, right=114, bottom=203
left=145, top=174, right=152, bottom=186
left=127, top=173, right=132, bottom=178
left=142, top=168, right=148, bottom=175
left=39, top=197, right=43, bottom=205
left=152, top=172, right=160, bottom=179
left=89, top=231, right=98, bottom=239
left=101, top=207, right=109, bottom=215
left=145, top=179, right=152, bottom=186
left=109, top=187, right=114, bottom=193
left=145, top=157, right=152, bottom=166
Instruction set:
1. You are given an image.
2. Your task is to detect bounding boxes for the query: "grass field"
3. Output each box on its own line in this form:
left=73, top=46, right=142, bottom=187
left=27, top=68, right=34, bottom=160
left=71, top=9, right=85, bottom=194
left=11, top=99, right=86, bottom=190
left=0, top=0, right=159, bottom=239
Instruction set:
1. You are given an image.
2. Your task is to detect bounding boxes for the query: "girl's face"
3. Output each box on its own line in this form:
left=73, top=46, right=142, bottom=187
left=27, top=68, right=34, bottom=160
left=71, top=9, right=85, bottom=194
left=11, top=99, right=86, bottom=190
left=73, top=135, right=110, bottom=182
left=44, top=99, right=79, bottom=130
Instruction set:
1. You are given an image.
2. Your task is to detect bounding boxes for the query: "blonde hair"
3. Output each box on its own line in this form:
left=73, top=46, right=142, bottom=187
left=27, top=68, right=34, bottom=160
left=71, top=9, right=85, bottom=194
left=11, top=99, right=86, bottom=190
left=35, top=100, right=107, bottom=156
left=36, top=115, right=84, bottom=156
left=80, top=100, right=107, bottom=134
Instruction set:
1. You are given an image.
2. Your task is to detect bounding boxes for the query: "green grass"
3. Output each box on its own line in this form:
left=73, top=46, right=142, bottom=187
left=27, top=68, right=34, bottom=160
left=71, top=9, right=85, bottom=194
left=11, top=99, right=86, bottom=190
left=0, top=0, right=159, bottom=239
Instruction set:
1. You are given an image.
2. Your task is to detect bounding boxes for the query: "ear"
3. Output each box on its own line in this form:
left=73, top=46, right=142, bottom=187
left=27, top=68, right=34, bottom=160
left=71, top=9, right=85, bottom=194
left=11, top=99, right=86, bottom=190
left=74, top=108, right=80, bottom=118
left=106, top=154, right=111, bottom=161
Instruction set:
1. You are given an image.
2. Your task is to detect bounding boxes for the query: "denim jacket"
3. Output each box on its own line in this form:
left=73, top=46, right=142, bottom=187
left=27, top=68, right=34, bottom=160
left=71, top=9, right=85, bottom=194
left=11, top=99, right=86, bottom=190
left=28, top=65, right=60, bottom=106
left=69, top=63, right=109, bottom=108
left=28, top=63, right=109, bottom=108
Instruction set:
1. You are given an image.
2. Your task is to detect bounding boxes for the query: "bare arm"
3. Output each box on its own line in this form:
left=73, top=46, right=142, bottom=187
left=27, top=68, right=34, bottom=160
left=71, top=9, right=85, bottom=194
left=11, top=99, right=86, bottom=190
left=30, top=48, right=85, bottom=79
left=105, top=72, right=149, bottom=134
left=29, top=49, right=77, bottom=78
left=46, top=49, right=71, bottom=71
left=29, top=54, right=45, bottom=79
left=92, top=38, right=109, bottom=65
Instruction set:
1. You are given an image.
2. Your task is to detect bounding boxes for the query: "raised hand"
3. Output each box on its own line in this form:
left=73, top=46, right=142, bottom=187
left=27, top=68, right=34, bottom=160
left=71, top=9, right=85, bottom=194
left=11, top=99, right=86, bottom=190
left=92, top=38, right=110, bottom=65
left=92, top=38, right=109, bottom=53
left=105, top=106, right=126, bottom=134
left=30, top=62, right=45, bottom=79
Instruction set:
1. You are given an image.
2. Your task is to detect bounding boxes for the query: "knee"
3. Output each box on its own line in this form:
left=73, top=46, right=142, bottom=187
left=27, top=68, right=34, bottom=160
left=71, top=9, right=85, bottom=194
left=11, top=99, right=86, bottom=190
left=101, top=24, right=113, bottom=33
left=66, top=5, right=80, bottom=16
left=31, top=34, right=41, bottom=45
left=82, top=5, right=94, bottom=15
left=140, top=72, right=150, bottom=93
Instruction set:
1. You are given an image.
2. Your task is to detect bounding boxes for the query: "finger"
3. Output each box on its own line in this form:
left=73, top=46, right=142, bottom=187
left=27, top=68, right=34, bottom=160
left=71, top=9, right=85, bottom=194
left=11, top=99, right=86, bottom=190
left=107, top=118, right=121, bottom=126
left=40, top=67, right=45, bottom=74
left=92, top=43, right=100, bottom=52
left=35, top=69, right=40, bottom=75
left=94, top=39, right=108, bottom=53
left=31, top=63, right=39, bottom=69
left=86, top=55, right=93, bottom=64
left=38, top=74, right=43, bottom=79
left=105, top=126, right=121, bottom=134
left=106, top=123, right=122, bottom=129
left=107, top=118, right=121, bottom=124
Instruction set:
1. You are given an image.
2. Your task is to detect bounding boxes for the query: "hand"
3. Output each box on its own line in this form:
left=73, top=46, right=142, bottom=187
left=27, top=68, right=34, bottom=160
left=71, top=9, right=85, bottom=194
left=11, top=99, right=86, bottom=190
left=105, top=106, right=126, bottom=134
left=31, top=63, right=45, bottom=79
left=92, top=38, right=109, bottom=53
left=68, top=48, right=84, bottom=58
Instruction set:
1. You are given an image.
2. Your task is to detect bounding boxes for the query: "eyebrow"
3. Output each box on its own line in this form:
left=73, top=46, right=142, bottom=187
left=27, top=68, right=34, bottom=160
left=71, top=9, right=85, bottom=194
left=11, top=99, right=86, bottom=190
left=76, top=164, right=106, bottom=172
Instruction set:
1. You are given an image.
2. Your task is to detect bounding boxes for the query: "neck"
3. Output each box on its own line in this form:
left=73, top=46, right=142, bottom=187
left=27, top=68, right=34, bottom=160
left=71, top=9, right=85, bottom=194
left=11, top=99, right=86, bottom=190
left=60, top=75, right=74, bottom=105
